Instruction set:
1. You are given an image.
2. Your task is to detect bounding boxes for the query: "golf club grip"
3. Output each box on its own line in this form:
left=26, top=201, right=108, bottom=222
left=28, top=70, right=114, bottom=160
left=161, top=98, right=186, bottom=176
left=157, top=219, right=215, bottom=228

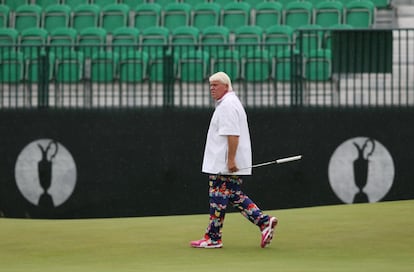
left=276, top=155, right=302, bottom=164
left=250, top=155, right=302, bottom=169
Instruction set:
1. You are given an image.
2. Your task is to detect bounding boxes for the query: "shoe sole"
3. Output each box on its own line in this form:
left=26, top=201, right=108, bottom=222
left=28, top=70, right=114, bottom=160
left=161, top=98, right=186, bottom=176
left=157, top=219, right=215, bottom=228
left=261, top=217, right=278, bottom=248
left=191, top=244, right=223, bottom=249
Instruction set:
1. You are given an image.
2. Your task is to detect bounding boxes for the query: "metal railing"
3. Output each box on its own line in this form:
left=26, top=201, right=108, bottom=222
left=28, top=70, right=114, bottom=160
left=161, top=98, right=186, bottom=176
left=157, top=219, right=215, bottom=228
left=1, top=28, right=413, bottom=109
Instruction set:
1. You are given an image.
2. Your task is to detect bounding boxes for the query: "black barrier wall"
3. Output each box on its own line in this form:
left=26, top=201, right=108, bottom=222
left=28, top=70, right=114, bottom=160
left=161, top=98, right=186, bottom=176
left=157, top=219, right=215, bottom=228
left=0, top=108, right=413, bottom=218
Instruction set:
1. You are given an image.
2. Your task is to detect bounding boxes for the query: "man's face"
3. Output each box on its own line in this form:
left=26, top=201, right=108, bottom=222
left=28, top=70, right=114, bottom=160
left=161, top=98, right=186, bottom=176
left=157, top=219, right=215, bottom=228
left=209, top=80, right=228, bottom=101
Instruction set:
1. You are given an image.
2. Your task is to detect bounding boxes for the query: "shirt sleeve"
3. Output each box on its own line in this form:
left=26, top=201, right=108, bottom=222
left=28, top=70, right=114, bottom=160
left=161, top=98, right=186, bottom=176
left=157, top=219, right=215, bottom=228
left=217, top=103, right=240, bottom=136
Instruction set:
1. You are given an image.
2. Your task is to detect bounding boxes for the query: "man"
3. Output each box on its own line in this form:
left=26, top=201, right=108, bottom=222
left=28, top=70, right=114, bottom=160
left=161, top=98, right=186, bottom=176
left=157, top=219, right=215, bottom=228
left=190, top=72, right=277, bottom=249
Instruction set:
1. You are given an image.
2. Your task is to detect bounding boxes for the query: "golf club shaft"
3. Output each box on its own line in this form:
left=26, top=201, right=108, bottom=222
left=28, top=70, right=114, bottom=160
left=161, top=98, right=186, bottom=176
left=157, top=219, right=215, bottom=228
left=240, top=155, right=302, bottom=170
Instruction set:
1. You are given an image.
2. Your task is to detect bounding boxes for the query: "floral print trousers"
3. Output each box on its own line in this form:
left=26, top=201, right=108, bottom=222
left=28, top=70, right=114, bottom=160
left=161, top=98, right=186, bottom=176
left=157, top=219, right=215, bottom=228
left=206, top=175, right=270, bottom=242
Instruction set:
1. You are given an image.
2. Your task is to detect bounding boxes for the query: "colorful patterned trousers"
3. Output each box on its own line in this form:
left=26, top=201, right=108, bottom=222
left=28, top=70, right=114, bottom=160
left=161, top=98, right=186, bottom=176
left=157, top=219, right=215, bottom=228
left=206, top=175, right=270, bottom=242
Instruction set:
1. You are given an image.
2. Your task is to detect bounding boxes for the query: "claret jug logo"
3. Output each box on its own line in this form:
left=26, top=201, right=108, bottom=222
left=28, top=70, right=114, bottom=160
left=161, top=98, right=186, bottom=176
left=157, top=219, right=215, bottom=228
left=328, top=137, right=394, bottom=204
left=15, top=139, right=77, bottom=208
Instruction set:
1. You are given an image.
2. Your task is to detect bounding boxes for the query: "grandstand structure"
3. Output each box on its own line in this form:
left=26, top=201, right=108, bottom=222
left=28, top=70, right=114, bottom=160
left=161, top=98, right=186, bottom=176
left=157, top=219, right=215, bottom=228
left=0, top=0, right=413, bottom=108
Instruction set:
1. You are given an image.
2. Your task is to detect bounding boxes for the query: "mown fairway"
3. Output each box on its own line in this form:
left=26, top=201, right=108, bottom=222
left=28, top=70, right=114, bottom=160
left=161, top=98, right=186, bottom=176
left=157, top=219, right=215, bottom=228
left=1, top=200, right=413, bottom=272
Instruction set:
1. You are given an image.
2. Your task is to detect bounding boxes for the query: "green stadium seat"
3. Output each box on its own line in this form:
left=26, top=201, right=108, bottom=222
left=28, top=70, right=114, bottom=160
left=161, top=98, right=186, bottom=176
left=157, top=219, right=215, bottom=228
left=264, top=25, right=294, bottom=57
left=314, top=1, right=344, bottom=28
left=277, top=0, right=299, bottom=7
left=221, top=2, right=251, bottom=32
left=339, top=0, right=358, bottom=5
left=234, top=25, right=263, bottom=57
left=42, top=4, right=71, bottom=33
left=71, top=4, right=100, bottom=33
left=161, top=3, right=192, bottom=32
left=304, top=48, right=332, bottom=81
left=306, top=0, right=329, bottom=7
left=54, top=50, right=84, bottom=83
left=283, top=1, right=313, bottom=29
left=200, top=25, right=230, bottom=44
left=120, top=0, right=146, bottom=9
left=77, top=27, right=107, bottom=59
left=0, top=4, right=10, bottom=28
left=200, top=25, right=230, bottom=58
left=0, top=51, right=24, bottom=83
left=294, top=24, right=323, bottom=56
left=0, top=28, right=18, bottom=50
left=191, top=2, right=221, bottom=31
left=242, top=49, right=272, bottom=82
left=254, top=2, right=283, bottom=29
left=25, top=48, right=55, bottom=82
left=345, top=0, right=375, bottom=28
left=153, top=0, right=173, bottom=7
left=243, top=0, right=266, bottom=7
left=181, top=0, right=207, bottom=6
left=90, top=50, right=119, bottom=82
left=140, top=26, right=169, bottom=57
left=147, top=49, right=177, bottom=82
left=302, top=48, right=333, bottom=104
left=20, top=28, right=54, bottom=82
left=111, top=27, right=140, bottom=56
left=210, top=0, right=231, bottom=7
left=64, top=0, right=89, bottom=10
left=141, top=26, right=172, bottom=82
left=0, top=28, right=19, bottom=78
left=211, top=49, right=241, bottom=80
left=118, top=50, right=149, bottom=83
left=176, top=49, right=210, bottom=82
left=100, top=3, right=129, bottom=34
left=19, top=27, right=49, bottom=58
left=133, top=3, right=162, bottom=31
left=2, top=0, right=27, bottom=12
left=34, top=0, right=61, bottom=9
left=91, top=0, right=117, bottom=8
left=14, top=4, right=43, bottom=32
left=48, top=27, right=78, bottom=57
left=170, top=26, right=200, bottom=57
left=53, top=49, right=84, bottom=106
left=272, top=48, right=300, bottom=81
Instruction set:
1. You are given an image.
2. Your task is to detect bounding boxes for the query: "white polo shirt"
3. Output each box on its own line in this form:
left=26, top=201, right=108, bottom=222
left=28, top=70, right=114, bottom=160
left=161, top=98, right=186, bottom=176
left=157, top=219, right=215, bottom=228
left=202, top=91, right=252, bottom=175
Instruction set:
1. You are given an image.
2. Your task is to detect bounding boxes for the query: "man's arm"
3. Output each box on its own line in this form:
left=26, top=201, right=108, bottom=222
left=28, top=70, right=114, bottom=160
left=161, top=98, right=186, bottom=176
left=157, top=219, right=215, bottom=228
left=227, top=135, right=239, bottom=172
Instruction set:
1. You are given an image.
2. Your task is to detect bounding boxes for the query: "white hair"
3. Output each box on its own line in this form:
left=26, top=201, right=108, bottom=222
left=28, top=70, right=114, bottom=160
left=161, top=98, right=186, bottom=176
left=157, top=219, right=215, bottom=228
left=209, top=71, right=233, bottom=91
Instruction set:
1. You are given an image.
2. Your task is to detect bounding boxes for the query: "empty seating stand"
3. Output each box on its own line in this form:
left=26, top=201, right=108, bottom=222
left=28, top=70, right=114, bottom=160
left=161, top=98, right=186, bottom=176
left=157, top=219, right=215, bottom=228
left=0, top=0, right=383, bottom=102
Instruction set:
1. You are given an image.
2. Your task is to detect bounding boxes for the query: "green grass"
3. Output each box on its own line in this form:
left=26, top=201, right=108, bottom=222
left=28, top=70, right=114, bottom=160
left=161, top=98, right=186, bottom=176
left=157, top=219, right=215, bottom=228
left=1, top=200, right=413, bottom=272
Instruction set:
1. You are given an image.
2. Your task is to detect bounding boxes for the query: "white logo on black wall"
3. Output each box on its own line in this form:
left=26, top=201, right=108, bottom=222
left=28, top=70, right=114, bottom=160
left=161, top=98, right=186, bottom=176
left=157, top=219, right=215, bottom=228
left=328, top=137, right=394, bottom=204
left=15, top=139, right=77, bottom=208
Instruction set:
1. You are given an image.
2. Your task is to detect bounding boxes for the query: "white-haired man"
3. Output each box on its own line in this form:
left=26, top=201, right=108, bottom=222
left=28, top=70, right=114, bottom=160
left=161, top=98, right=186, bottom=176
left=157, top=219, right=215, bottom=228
left=190, top=72, right=278, bottom=249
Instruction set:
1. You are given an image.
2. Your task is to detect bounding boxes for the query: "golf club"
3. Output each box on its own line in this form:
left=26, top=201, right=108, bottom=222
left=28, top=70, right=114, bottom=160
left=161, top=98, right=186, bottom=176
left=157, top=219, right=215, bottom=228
left=239, top=155, right=302, bottom=171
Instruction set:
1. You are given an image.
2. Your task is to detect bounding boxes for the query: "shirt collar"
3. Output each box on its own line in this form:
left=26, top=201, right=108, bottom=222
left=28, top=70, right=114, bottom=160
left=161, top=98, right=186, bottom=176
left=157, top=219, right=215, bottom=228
left=215, top=91, right=234, bottom=106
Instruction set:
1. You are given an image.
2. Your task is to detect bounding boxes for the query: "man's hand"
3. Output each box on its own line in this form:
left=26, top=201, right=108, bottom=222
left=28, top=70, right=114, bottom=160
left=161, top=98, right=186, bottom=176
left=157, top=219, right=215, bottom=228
left=227, top=135, right=239, bottom=172
left=227, top=159, right=239, bottom=173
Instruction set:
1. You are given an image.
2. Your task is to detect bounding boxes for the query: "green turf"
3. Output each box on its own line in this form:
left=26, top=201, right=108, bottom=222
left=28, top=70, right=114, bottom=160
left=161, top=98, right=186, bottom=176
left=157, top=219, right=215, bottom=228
left=1, top=200, right=413, bottom=272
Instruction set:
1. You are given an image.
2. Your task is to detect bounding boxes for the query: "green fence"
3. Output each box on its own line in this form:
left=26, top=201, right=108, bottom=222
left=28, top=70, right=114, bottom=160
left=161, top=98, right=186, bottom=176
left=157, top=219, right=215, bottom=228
left=0, top=28, right=413, bottom=109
